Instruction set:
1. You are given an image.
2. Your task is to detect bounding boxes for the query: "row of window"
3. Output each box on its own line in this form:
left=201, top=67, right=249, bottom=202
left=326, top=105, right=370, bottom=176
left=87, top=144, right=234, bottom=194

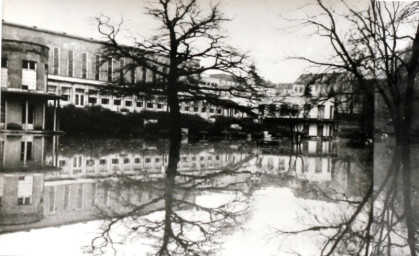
left=1, top=58, right=39, bottom=71
left=51, top=47, right=163, bottom=82
left=60, top=154, right=223, bottom=168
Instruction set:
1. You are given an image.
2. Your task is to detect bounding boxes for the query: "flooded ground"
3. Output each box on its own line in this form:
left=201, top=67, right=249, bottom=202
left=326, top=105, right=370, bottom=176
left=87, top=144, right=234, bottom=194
left=0, top=135, right=372, bottom=255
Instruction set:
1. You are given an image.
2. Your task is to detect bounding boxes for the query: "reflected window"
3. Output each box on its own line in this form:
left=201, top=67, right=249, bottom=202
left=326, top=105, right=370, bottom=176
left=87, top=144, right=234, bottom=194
left=48, top=187, right=55, bottom=213
left=91, top=183, right=97, bottom=207
left=76, top=184, right=83, bottom=210
left=64, top=185, right=70, bottom=210
left=20, top=141, right=33, bottom=161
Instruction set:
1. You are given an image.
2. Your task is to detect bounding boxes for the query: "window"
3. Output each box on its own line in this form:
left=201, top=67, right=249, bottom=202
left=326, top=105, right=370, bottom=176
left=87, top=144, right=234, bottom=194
left=318, top=105, right=325, bottom=119
left=17, top=197, right=31, bottom=206
left=124, top=158, right=130, bottom=164
left=134, top=158, right=141, bottom=164
left=194, top=106, right=199, bottom=112
left=142, top=66, right=147, bottom=81
left=1, top=57, right=8, bottom=68
left=0, top=101, right=4, bottom=123
left=280, top=104, right=288, bottom=116
left=125, top=100, right=132, bottom=107
left=86, top=159, right=95, bottom=166
left=112, top=158, right=119, bottom=164
left=136, top=101, right=143, bottom=108
left=131, top=67, right=136, bottom=83
left=303, top=104, right=311, bottom=117
left=317, top=124, right=324, bottom=137
left=210, top=108, right=215, bottom=113
left=145, top=158, right=151, bottom=163
left=184, top=106, right=190, bottom=111
left=146, top=102, right=154, bottom=109
left=120, top=59, right=125, bottom=81
left=107, top=57, right=113, bottom=82
left=59, top=160, right=66, bottom=167
left=95, top=55, right=100, bottom=80
left=152, top=67, right=157, bottom=82
left=201, top=107, right=207, bottom=113
left=114, top=99, right=121, bottom=106
left=101, top=98, right=109, bottom=105
left=155, top=158, right=160, bottom=163
left=100, top=159, right=107, bottom=165
left=157, top=104, right=163, bottom=109
left=217, top=108, right=222, bottom=114
left=82, top=52, right=88, bottom=79
left=68, top=50, right=74, bottom=77
left=53, top=47, right=59, bottom=75
left=75, top=95, right=84, bottom=106
left=22, top=60, right=36, bottom=70
left=88, top=97, right=97, bottom=104
left=62, top=95, right=69, bottom=101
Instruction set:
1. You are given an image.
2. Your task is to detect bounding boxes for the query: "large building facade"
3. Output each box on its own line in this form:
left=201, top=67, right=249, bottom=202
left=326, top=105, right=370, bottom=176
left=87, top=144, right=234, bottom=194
left=1, top=22, right=246, bottom=130
left=1, top=36, right=61, bottom=132
left=1, top=21, right=341, bottom=137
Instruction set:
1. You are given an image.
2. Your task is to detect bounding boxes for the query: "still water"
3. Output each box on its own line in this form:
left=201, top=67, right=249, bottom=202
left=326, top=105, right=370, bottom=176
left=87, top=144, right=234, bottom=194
left=0, top=135, right=371, bottom=255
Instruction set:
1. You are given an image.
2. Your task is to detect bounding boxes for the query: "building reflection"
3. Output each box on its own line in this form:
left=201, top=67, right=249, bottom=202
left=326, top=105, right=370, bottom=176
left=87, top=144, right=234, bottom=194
left=0, top=137, right=370, bottom=234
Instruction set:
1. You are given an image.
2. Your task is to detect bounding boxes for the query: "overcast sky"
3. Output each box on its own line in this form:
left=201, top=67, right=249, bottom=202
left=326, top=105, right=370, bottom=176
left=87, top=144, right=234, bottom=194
left=2, top=0, right=339, bottom=83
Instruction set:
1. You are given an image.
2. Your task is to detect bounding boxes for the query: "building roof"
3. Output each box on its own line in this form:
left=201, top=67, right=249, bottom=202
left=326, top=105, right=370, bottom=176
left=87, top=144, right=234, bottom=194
left=295, top=72, right=351, bottom=85
left=209, top=73, right=236, bottom=82
left=275, top=83, right=294, bottom=90
left=2, top=21, right=105, bottom=44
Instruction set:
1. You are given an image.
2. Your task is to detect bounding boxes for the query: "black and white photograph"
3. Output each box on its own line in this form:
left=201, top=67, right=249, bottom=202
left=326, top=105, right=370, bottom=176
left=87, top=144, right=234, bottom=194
left=0, top=0, right=418, bottom=255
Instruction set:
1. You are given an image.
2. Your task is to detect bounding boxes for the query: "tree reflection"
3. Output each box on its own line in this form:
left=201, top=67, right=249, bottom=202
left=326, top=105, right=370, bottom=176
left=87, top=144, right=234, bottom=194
left=273, top=140, right=373, bottom=256
left=88, top=137, right=252, bottom=256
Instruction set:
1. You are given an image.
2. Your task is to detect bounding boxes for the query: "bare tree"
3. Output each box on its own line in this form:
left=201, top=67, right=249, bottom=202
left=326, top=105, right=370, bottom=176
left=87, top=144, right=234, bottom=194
left=281, top=0, right=419, bottom=255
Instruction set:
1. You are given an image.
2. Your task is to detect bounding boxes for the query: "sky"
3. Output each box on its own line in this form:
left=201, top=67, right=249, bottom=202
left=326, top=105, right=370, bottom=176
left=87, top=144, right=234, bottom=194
left=2, top=0, right=338, bottom=83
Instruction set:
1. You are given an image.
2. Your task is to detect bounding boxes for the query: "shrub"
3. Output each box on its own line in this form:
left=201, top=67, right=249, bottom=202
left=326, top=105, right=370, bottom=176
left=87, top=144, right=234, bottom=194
left=7, top=123, right=22, bottom=130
